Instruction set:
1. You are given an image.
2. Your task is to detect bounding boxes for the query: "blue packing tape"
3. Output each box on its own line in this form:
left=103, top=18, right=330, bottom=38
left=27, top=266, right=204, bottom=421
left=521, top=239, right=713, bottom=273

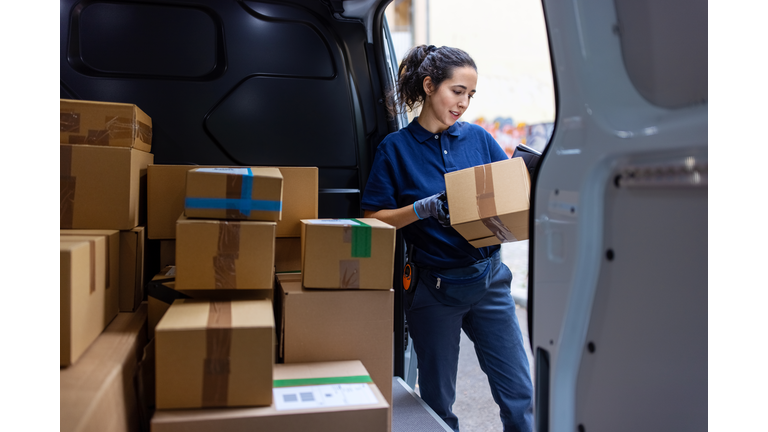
left=185, top=197, right=282, bottom=213
left=240, top=168, right=254, bottom=216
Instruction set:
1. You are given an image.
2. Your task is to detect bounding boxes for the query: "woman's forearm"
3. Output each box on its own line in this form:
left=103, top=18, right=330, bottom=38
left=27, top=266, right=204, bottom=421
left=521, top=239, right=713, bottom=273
left=364, top=205, right=420, bottom=230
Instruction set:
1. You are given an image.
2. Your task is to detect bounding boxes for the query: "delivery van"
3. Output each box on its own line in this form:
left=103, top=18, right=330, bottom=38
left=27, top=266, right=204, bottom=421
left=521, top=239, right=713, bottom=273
left=60, top=0, right=706, bottom=431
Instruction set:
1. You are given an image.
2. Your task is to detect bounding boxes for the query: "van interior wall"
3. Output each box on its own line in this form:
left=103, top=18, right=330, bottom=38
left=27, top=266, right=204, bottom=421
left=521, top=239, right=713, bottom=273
left=60, top=0, right=392, bottom=218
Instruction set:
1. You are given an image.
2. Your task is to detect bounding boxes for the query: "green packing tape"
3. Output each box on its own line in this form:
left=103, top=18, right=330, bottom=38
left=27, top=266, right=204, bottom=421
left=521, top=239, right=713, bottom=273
left=350, top=218, right=372, bottom=258
left=273, top=375, right=373, bottom=388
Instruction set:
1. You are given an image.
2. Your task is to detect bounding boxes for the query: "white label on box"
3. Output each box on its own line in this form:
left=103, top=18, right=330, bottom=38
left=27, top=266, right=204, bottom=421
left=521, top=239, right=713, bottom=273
left=273, top=384, right=378, bottom=411
left=304, top=219, right=361, bottom=226
left=195, top=167, right=251, bottom=175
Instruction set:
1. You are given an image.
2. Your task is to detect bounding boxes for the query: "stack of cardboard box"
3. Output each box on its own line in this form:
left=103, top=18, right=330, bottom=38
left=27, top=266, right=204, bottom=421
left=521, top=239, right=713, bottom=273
left=60, top=99, right=154, bottom=432
left=144, top=164, right=320, bottom=338
left=154, top=167, right=281, bottom=412
left=144, top=165, right=395, bottom=431
left=277, top=217, right=397, bottom=405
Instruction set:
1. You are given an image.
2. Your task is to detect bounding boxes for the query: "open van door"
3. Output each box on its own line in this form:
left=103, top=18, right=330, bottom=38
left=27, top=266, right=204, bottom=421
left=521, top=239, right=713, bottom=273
left=531, top=1, right=707, bottom=431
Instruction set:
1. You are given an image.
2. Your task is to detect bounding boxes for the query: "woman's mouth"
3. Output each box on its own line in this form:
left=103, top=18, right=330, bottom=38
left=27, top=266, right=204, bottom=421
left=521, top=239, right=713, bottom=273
left=450, top=110, right=461, bottom=119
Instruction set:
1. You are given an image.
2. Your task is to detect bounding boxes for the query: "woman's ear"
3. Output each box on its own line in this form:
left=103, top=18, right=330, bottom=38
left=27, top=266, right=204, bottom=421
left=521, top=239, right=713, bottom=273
left=423, top=76, right=434, bottom=96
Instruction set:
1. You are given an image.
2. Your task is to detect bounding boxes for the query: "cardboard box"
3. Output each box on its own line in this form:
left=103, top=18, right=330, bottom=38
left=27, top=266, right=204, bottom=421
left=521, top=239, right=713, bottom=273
left=184, top=167, right=283, bottom=222
left=61, top=304, right=148, bottom=432
left=301, top=218, right=395, bottom=290
left=119, top=226, right=146, bottom=311
left=176, top=215, right=276, bottom=290
left=61, top=238, right=118, bottom=367
left=155, top=299, right=274, bottom=409
left=147, top=165, right=317, bottom=239
left=277, top=275, right=394, bottom=403
left=148, top=165, right=214, bottom=239
left=60, top=144, right=153, bottom=230
left=60, top=99, right=152, bottom=152
left=148, top=266, right=274, bottom=339
left=445, top=157, right=531, bottom=247
left=275, top=237, right=302, bottom=273
left=275, top=167, right=318, bottom=237
left=60, top=229, right=120, bottom=319
left=150, top=360, right=389, bottom=432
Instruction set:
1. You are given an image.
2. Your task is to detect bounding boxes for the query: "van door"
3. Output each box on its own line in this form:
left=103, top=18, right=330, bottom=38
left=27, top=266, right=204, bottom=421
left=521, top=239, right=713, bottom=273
left=531, top=1, right=707, bottom=431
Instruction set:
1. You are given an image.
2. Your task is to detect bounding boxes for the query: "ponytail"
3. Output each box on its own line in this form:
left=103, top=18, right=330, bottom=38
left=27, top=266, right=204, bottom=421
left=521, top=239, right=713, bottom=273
left=386, top=45, right=477, bottom=118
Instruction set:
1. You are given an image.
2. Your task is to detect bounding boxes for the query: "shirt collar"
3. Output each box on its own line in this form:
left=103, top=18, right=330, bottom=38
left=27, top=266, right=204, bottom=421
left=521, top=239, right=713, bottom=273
left=408, top=117, right=463, bottom=143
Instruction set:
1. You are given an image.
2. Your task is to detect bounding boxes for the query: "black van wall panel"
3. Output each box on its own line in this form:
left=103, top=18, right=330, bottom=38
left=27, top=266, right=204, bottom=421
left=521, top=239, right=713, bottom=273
left=205, top=76, right=356, bottom=166
left=74, top=2, right=220, bottom=79
left=61, top=0, right=366, bottom=173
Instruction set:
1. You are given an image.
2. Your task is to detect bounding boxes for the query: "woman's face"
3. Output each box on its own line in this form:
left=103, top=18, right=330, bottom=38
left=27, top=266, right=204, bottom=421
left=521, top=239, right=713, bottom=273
left=422, top=66, right=478, bottom=132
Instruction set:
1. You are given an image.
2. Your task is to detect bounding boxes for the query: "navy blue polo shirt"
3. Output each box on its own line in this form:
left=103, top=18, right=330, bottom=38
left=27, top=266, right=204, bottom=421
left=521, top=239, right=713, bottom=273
left=361, top=118, right=509, bottom=269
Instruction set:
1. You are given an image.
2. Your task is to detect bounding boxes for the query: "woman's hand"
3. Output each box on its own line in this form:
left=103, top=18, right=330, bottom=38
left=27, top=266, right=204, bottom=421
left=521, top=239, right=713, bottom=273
left=413, top=191, right=450, bottom=227
left=364, top=192, right=451, bottom=229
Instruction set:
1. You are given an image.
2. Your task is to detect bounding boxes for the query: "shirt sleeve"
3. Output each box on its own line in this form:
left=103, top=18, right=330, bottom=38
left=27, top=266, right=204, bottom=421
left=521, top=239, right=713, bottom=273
left=361, top=146, right=399, bottom=211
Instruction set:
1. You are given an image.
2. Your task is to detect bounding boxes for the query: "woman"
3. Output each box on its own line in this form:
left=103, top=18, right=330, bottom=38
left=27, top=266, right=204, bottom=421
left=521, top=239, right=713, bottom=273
left=361, top=45, right=533, bottom=432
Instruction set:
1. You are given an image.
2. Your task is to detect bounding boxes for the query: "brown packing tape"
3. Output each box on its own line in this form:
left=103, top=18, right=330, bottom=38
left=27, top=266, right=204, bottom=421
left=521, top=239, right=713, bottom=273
left=60, top=233, right=110, bottom=288
left=474, top=165, right=497, bottom=218
left=105, top=115, right=134, bottom=140
left=340, top=259, right=360, bottom=288
left=86, top=129, right=111, bottom=145
left=60, top=112, right=80, bottom=133
left=60, top=146, right=76, bottom=228
left=138, top=120, right=153, bottom=143
left=87, top=239, right=96, bottom=293
left=202, top=301, right=233, bottom=407
left=213, top=222, right=240, bottom=289
left=68, top=135, right=87, bottom=144
left=473, top=165, right=517, bottom=243
left=225, top=174, right=243, bottom=219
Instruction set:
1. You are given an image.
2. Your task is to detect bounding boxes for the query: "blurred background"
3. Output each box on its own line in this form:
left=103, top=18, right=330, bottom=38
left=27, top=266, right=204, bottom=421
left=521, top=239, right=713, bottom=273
left=384, top=0, right=556, bottom=155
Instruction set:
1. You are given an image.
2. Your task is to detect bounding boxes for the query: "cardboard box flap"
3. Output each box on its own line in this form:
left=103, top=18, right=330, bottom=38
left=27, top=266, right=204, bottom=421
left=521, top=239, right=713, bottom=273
left=156, top=299, right=274, bottom=331
left=273, top=360, right=373, bottom=384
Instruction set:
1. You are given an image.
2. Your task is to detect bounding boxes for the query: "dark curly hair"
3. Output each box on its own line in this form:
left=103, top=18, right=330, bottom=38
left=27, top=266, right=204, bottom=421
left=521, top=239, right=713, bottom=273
left=386, top=45, right=477, bottom=118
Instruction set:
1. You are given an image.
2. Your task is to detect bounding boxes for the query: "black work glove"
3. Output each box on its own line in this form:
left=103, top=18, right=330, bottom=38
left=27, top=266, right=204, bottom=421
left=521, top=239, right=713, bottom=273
left=413, top=191, right=451, bottom=227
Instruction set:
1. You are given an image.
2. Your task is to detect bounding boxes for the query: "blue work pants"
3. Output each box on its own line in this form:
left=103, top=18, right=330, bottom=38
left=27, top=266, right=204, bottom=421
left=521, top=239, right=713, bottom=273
left=405, top=251, right=534, bottom=432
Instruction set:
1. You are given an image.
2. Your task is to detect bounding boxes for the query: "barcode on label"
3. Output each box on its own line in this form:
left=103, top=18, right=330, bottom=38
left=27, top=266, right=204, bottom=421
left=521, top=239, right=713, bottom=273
left=274, top=384, right=378, bottom=411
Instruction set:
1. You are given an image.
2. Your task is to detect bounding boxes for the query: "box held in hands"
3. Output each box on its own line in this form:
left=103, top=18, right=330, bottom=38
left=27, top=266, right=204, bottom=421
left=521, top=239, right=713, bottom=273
left=445, top=157, right=531, bottom=247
